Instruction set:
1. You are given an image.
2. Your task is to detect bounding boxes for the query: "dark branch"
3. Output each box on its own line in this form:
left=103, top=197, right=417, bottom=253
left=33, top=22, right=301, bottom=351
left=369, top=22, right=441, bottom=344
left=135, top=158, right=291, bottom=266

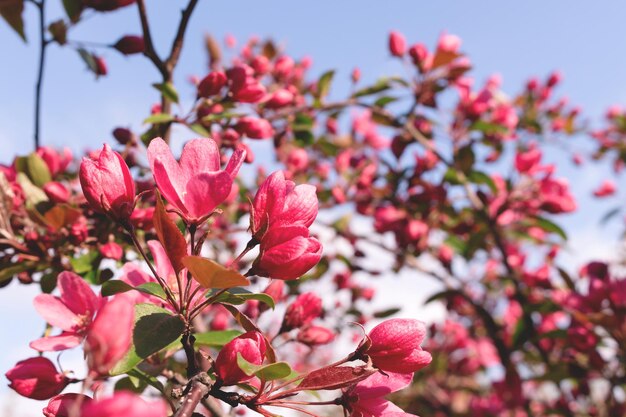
left=33, top=0, right=48, bottom=149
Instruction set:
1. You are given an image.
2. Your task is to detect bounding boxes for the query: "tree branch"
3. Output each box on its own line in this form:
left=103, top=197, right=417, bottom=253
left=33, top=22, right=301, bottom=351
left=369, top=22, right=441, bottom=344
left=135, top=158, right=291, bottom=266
left=166, top=0, right=199, bottom=71
left=135, top=0, right=167, bottom=78
left=33, top=0, right=48, bottom=149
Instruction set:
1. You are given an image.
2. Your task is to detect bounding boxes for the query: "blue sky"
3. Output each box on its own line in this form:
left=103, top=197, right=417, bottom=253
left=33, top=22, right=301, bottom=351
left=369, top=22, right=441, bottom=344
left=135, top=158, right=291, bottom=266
left=1, top=2, right=625, bottom=414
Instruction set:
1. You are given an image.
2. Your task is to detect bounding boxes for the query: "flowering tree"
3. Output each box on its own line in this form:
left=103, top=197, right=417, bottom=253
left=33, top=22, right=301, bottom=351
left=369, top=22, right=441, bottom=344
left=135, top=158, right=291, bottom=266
left=1, top=1, right=626, bottom=417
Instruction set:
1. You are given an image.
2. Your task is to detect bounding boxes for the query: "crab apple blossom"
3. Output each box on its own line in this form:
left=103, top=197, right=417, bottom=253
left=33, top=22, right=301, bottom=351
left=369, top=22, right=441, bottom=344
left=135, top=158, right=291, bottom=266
left=5, top=357, right=69, bottom=400
left=214, top=331, right=267, bottom=385
left=30, top=271, right=100, bottom=352
left=43, top=394, right=92, bottom=417
left=147, top=137, right=245, bottom=223
left=235, top=116, right=275, bottom=139
left=251, top=225, right=322, bottom=280
left=389, top=31, right=407, bottom=57
left=366, top=318, right=432, bottom=374
left=282, top=292, right=323, bottom=331
left=343, top=371, right=417, bottom=417
left=79, top=144, right=135, bottom=221
left=85, top=296, right=134, bottom=375
left=197, top=71, right=227, bottom=97
left=81, top=391, right=168, bottom=417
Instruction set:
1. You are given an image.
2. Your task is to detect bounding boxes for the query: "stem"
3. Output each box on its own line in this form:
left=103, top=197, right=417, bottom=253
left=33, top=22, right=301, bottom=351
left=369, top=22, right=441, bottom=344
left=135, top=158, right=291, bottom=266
left=33, top=0, right=48, bottom=149
left=174, top=380, right=209, bottom=417
left=189, top=287, right=229, bottom=321
left=181, top=333, right=198, bottom=377
left=135, top=0, right=167, bottom=78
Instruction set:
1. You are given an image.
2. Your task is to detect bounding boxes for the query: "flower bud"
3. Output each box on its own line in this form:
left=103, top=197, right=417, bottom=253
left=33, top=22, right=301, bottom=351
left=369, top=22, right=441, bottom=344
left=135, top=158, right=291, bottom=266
left=5, top=357, right=69, bottom=400
left=43, top=394, right=92, bottom=417
left=282, top=292, right=322, bottom=331
left=388, top=31, right=406, bottom=57
left=99, top=241, right=123, bottom=260
left=215, top=331, right=267, bottom=385
left=43, top=182, right=70, bottom=203
left=197, top=71, right=227, bottom=98
left=112, top=127, right=135, bottom=145
left=94, top=55, right=107, bottom=76
left=366, top=318, right=432, bottom=373
left=113, top=35, right=145, bottom=55
left=79, top=144, right=136, bottom=221
left=297, top=325, right=335, bottom=346
left=236, top=117, right=274, bottom=139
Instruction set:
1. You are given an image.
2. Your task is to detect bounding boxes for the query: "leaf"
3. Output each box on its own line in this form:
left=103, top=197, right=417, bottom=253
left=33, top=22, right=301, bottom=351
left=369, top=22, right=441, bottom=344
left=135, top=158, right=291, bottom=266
left=236, top=353, right=291, bottom=381
left=209, top=287, right=275, bottom=309
left=110, top=303, right=185, bottom=375
left=183, top=256, right=249, bottom=289
left=0, top=0, right=25, bottom=40
left=62, top=0, right=82, bottom=22
left=600, top=207, right=621, bottom=226
left=152, top=82, right=179, bottom=104
left=352, top=80, right=391, bottom=98
left=23, top=153, right=51, bottom=187
left=16, top=173, right=48, bottom=208
left=468, top=171, right=497, bottom=193
left=298, top=364, right=377, bottom=391
left=70, top=251, right=100, bottom=274
left=77, top=48, right=98, bottom=74
left=194, top=330, right=241, bottom=347
left=43, top=205, right=82, bottom=230
left=114, top=376, right=147, bottom=393
left=135, top=282, right=167, bottom=300
left=153, top=191, right=187, bottom=274
left=432, top=49, right=460, bottom=69
left=373, top=307, right=400, bottom=318
left=471, top=120, right=508, bottom=135
left=0, top=261, right=34, bottom=284
left=101, top=280, right=134, bottom=296
left=424, top=289, right=462, bottom=304
left=48, top=20, right=67, bottom=45
left=143, top=113, right=175, bottom=125
left=455, top=145, right=475, bottom=173
left=314, top=70, right=335, bottom=104
left=374, top=96, right=399, bottom=107
left=532, top=216, right=567, bottom=240
left=189, top=123, right=210, bottom=137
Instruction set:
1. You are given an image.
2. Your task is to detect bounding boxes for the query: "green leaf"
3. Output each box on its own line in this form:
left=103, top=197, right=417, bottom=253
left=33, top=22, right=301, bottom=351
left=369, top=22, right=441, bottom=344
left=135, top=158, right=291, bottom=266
left=152, top=82, right=179, bottom=104
left=77, top=48, right=98, bottom=74
left=62, top=0, right=82, bottom=22
left=467, top=170, right=497, bottom=193
left=209, top=288, right=275, bottom=309
left=0, top=261, right=35, bottom=284
left=470, top=120, right=509, bottom=135
left=135, top=282, right=167, bottom=300
left=114, top=376, right=147, bottom=393
left=70, top=251, right=99, bottom=274
left=110, top=304, right=185, bottom=375
left=189, top=123, right=210, bottom=137
left=0, top=0, right=25, bottom=41
left=236, top=353, right=291, bottom=381
left=143, top=113, right=175, bottom=125
left=352, top=80, right=391, bottom=98
left=374, top=96, right=399, bottom=107
left=194, top=330, right=241, bottom=347
left=314, top=70, right=335, bottom=104
left=373, top=307, right=401, bottom=318
left=101, top=280, right=134, bottom=296
left=455, top=145, right=475, bottom=173
left=532, top=216, right=567, bottom=240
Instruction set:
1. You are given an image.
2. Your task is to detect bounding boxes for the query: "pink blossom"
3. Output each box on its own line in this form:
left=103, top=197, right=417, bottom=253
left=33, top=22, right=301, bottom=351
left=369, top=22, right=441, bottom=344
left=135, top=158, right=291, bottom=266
left=197, top=71, right=227, bottom=98
left=99, top=242, right=123, bottom=260
left=227, top=65, right=266, bottom=102
left=147, top=137, right=245, bottom=223
left=37, top=146, right=72, bottom=178
left=388, top=31, right=406, bottom=57
left=297, top=325, right=335, bottom=346
left=344, top=372, right=417, bottom=417
left=43, top=393, right=92, bottom=417
left=366, top=318, right=432, bottom=374
left=265, top=88, right=294, bottom=108
left=437, top=32, right=462, bottom=54
left=30, top=271, right=100, bottom=352
left=282, top=292, right=323, bottom=331
left=515, top=147, right=542, bottom=174
left=79, top=144, right=135, bottom=221
left=81, top=391, right=167, bottom=417
left=592, top=180, right=616, bottom=198
left=5, top=357, right=69, bottom=400
left=214, top=331, right=267, bottom=385
left=43, top=182, right=70, bottom=203
left=236, top=117, right=275, bottom=139
left=85, top=296, right=134, bottom=375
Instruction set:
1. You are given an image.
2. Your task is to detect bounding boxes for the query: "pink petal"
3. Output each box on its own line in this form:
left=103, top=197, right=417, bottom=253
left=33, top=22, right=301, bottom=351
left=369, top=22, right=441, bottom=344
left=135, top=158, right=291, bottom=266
left=280, top=183, right=318, bottom=228
left=179, top=138, right=220, bottom=178
left=252, top=171, right=286, bottom=233
left=224, top=147, right=246, bottom=178
left=147, top=138, right=187, bottom=211
left=353, top=372, right=413, bottom=399
left=33, top=294, right=78, bottom=332
left=57, top=271, right=99, bottom=318
left=147, top=240, right=176, bottom=281
left=29, top=333, right=83, bottom=352
left=184, top=171, right=233, bottom=220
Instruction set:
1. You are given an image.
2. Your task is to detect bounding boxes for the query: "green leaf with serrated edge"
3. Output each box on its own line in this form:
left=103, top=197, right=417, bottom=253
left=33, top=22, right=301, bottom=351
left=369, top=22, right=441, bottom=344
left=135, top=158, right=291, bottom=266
left=110, top=304, right=185, bottom=375
left=101, top=280, right=134, bottom=296
left=152, top=82, right=179, bottom=104
left=143, top=113, right=175, bottom=125
left=236, top=353, right=291, bottom=381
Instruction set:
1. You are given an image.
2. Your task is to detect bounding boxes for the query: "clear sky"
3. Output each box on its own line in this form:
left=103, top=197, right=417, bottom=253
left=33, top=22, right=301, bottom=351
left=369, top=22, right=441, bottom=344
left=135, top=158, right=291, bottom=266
left=1, top=1, right=625, bottom=414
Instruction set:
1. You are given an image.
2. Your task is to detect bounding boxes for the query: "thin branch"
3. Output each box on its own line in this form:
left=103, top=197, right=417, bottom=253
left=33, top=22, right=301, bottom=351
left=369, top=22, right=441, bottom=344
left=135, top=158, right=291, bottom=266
left=166, top=0, right=199, bottom=71
left=135, top=0, right=167, bottom=78
left=33, top=0, right=48, bottom=149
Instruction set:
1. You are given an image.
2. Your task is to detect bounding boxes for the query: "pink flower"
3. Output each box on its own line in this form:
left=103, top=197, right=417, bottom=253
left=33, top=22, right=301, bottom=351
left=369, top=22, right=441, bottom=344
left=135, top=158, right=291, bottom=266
left=85, top=296, right=134, bottom=375
left=437, top=33, right=462, bottom=54
left=286, top=148, right=309, bottom=173
left=43, top=394, right=92, bottom=417
left=197, top=71, right=227, bottom=98
left=344, top=372, right=416, bottom=417
left=30, top=271, right=100, bottom=352
left=227, top=66, right=266, bottom=103
left=37, top=146, right=72, bottom=177
left=251, top=225, right=322, bottom=280
left=388, top=31, right=406, bottom=57
left=113, top=35, right=144, bottom=55
left=515, top=147, right=542, bottom=174
left=99, top=242, right=123, bottom=260
left=147, top=137, right=245, bottom=223
left=251, top=171, right=318, bottom=240
left=5, top=357, right=69, bottom=400
left=79, top=144, right=135, bottom=221
left=297, top=325, right=335, bottom=346
left=265, top=88, right=294, bottom=109
left=539, top=176, right=576, bottom=213
left=81, top=391, right=167, bottom=417
left=214, top=331, right=267, bottom=385
left=593, top=180, right=616, bottom=198
left=43, top=182, right=70, bottom=203
left=282, top=292, right=323, bottom=331
left=236, top=117, right=275, bottom=139
left=366, top=319, right=432, bottom=374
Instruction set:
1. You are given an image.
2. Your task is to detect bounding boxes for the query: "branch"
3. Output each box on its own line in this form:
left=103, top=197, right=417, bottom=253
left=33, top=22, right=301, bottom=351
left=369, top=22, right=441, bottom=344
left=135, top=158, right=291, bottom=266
left=166, top=0, right=199, bottom=71
left=136, top=0, right=167, bottom=78
left=175, top=379, right=210, bottom=417
left=33, top=0, right=48, bottom=149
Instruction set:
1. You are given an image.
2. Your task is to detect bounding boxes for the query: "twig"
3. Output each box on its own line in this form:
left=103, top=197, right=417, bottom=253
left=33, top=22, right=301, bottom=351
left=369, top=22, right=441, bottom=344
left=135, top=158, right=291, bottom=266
left=33, top=0, right=48, bottom=149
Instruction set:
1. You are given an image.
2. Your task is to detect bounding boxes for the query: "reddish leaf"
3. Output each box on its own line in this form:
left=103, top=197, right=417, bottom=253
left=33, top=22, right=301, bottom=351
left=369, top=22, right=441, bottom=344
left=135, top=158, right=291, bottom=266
left=298, top=364, right=377, bottom=391
left=182, top=256, right=249, bottom=289
left=153, top=191, right=187, bottom=273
